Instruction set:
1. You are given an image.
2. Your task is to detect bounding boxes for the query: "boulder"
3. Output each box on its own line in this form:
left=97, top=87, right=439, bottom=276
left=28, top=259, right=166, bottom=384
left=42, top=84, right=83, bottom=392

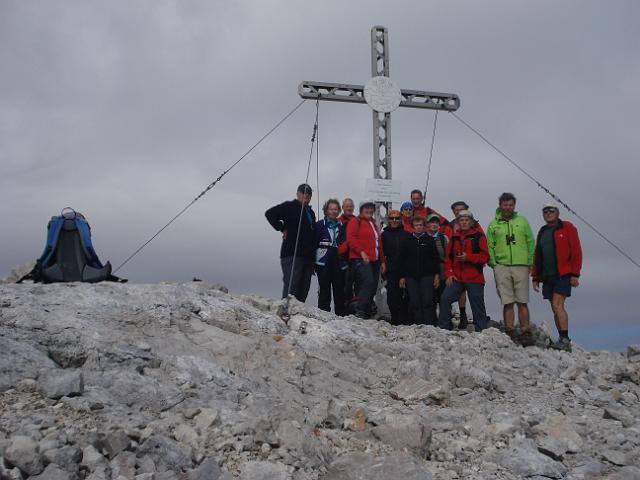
left=137, top=435, right=193, bottom=471
left=4, top=436, right=44, bottom=476
left=322, top=452, right=433, bottom=480
left=491, top=442, right=567, bottom=479
left=38, top=371, right=84, bottom=399
left=239, top=461, right=289, bottom=480
left=30, top=464, right=71, bottom=480
left=388, top=377, right=449, bottom=405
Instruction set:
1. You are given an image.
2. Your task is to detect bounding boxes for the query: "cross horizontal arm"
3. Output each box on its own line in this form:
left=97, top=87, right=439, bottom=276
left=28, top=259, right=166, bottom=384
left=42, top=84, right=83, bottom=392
left=299, top=81, right=460, bottom=111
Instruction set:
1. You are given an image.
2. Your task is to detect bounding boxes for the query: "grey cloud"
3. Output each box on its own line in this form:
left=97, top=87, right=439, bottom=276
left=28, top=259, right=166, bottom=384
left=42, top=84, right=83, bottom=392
left=1, top=0, right=638, bottom=349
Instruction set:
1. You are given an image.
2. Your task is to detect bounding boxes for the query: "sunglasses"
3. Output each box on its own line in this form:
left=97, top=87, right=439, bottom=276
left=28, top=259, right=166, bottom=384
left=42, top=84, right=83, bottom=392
left=543, top=208, right=558, bottom=214
left=388, top=217, right=401, bottom=221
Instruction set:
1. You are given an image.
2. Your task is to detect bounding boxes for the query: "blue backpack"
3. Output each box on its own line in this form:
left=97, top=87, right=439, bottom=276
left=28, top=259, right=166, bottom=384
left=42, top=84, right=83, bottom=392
left=19, top=208, right=126, bottom=283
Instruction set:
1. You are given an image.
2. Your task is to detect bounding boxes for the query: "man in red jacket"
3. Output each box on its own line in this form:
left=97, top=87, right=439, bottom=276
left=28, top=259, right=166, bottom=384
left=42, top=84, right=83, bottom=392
left=410, top=189, right=450, bottom=235
left=532, top=203, right=583, bottom=352
left=438, top=211, right=489, bottom=331
left=347, top=201, right=386, bottom=318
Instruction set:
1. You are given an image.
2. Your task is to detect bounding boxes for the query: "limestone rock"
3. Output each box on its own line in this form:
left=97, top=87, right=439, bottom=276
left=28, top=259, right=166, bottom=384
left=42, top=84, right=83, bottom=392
left=38, top=370, right=84, bottom=400
left=454, top=367, right=492, bottom=390
left=606, top=466, right=640, bottom=480
left=533, top=415, right=584, bottom=458
left=0, top=282, right=639, bottom=480
left=4, top=436, right=44, bottom=476
left=194, top=408, right=219, bottom=432
left=603, top=449, right=627, bottom=466
left=604, top=404, right=636, bottom=428
left=239, top=461, right=289, bottom=480
left=491, top=442, right=567, bottom=479
left=103, top=429, right=131, bottom=459
left=322, top=452, right=433, bottom=480
left=370, top=415, right=431, bottom=457
left=388, top=376, right=449, bottom=405
left=30, top=464, right=71, bottom=480
left=42, top=445, right=82, bottom=469
left=137, top=435, right=192, bottom=471
left=187, top=458, right=223, bottom=480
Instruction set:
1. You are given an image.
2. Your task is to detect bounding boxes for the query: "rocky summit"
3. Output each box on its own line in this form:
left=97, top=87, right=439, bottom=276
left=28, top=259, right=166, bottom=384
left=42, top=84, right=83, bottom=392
left=1, top=283, right=639, bottom=480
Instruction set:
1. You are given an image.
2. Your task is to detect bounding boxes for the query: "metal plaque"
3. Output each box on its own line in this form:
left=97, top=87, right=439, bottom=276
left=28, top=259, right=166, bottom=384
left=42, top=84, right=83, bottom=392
left=364, top=76, right=402, bottom=113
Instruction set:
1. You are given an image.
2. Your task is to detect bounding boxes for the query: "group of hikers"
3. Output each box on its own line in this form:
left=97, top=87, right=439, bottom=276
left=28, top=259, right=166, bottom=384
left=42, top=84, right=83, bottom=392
left=266, top=185, right=583, bottom=352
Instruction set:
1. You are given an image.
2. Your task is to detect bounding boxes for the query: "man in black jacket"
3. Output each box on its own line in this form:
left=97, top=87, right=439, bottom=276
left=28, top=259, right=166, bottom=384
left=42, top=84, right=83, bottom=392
left=265, top=184, right=317, bottom=302
left=381, top=210, right=410, bottom=325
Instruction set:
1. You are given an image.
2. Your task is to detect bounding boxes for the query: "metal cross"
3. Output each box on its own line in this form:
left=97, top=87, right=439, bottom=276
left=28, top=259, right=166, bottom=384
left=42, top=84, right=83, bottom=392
left=299, top=26, right=460, bottom=224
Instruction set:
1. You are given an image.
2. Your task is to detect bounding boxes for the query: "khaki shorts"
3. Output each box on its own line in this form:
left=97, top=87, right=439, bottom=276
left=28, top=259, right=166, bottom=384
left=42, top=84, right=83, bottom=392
left=493, top=264, right=530, bottom=305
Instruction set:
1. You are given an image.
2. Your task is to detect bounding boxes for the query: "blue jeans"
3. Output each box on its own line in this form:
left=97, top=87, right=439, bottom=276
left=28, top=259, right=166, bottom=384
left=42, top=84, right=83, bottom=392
left=439, top=281, right=488, bottom=331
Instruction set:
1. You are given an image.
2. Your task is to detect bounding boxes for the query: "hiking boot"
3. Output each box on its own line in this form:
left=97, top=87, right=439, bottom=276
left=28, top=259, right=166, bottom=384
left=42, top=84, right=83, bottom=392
left=505, top=328, right=518, bottom=343
left=355, top=310, right=370, bottom=320
left=550, top=337, right=572, bottom=352
left=518, top=329, right=535, bottom=347
left=458, top=314, right=469, bottom=330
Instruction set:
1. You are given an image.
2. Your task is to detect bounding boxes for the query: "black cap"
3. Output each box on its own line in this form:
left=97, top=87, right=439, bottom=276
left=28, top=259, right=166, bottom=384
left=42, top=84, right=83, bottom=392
left=297, top=183, right=313, bottom=195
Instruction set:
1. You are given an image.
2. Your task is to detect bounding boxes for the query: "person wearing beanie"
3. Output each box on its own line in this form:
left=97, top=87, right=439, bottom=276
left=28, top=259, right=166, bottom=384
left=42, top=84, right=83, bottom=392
left=346, top=201, right=386, bottom=318
left=400, top=201, right=414, bottom=233
left=265, top=184, right=317, bottom=302
left=532, top=203, right=583, bottom=352
left=448, top=201, right=484, bottom=329
left=439, top=210, right=490, bottom=331
left=382, top=210, right=411, bottom=325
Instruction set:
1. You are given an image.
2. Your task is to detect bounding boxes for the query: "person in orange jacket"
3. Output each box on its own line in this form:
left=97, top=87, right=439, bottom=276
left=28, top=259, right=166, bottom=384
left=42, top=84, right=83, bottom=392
left=532, top=203, right=583, bottom=352
left=438, top=210, right=489, bottom=331
left=346, top=201, right=386, bottom=318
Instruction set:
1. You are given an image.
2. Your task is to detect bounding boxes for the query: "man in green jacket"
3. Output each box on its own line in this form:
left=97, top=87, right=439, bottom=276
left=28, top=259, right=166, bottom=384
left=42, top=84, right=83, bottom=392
left=487, top=193, right=535, bottom=345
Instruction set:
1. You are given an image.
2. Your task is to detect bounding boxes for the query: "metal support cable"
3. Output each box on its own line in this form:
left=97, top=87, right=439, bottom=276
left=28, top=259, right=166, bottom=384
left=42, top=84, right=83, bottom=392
left=282, top=100, right=320, bottom=321
left=423, top=110, right=439, bottom=198
left=450, top=111, right=640, bottom=270
left=113, top=99, right=307, bottom=274
left=316, top=106, right=320, bottom=214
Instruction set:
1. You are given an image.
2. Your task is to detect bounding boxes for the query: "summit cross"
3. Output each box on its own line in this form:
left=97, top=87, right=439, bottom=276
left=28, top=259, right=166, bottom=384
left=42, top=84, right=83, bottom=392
left=299, top=25, right=460, bottom=223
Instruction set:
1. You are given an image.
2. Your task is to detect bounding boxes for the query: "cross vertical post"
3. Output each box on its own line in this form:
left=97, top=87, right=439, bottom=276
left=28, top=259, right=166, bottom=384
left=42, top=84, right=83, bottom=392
left=371, top=26, right=392, bottom=226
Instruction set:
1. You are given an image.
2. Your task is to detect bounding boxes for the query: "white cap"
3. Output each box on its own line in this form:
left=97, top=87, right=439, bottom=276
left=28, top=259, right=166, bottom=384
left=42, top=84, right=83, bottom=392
left=542, top=202, right=559, bottom=211
left=457, top=210, right=474, bottom=219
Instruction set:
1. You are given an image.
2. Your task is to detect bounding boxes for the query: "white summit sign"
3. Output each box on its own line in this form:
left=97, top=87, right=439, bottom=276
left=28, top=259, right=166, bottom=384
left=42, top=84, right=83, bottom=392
left=365, top=178, right=403, bottom=203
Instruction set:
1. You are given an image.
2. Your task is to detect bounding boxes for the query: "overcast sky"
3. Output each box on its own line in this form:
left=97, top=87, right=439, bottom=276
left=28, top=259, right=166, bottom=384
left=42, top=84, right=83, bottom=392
left=1, top=0, right=638, bottom=350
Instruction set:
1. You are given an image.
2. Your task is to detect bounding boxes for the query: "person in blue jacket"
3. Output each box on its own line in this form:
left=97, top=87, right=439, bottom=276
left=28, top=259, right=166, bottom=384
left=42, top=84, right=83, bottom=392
left=314, top=199, right=348, bottom=315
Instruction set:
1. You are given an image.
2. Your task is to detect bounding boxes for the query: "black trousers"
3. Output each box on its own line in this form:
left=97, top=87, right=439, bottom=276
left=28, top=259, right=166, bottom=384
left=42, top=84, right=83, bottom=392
left=281, top=256, right=315, bottom=302
left=406, top=276, right=437, bottom=326
left=316, top=255, right=346, bottom=316
left=386, top=271, right=409, bottom=325
left=352, top=260, right=380, bottom=315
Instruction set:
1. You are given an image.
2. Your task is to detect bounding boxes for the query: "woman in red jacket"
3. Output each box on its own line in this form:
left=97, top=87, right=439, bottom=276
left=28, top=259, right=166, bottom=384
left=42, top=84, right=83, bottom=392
left=346, top=201, right=386, bottom=318
left=438, top=211, right=489, bottom=331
